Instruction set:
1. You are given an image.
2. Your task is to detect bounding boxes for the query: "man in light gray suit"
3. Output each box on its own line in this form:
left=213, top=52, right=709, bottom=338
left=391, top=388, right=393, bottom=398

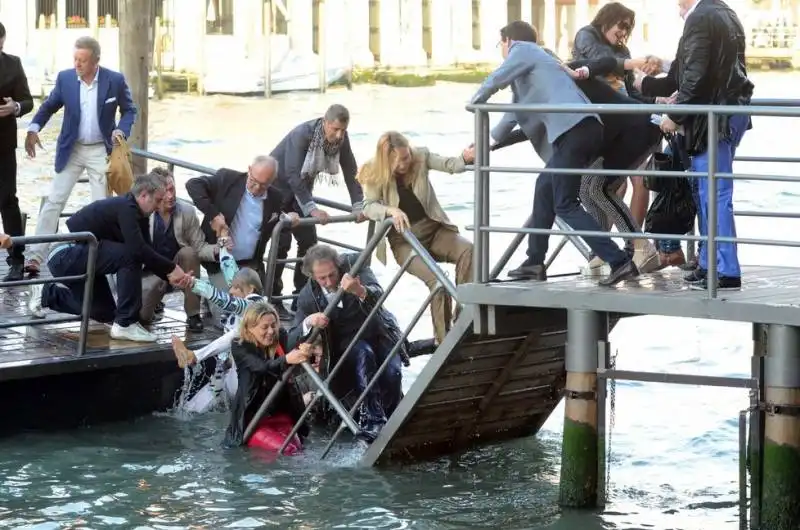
left=141, top=168, right=219, bottom=331
left=470, top=21, right=637, bottom=287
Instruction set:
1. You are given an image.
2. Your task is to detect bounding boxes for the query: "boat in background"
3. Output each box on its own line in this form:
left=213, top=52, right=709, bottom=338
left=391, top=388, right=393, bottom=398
left=202, top=46, right=350, bottom=95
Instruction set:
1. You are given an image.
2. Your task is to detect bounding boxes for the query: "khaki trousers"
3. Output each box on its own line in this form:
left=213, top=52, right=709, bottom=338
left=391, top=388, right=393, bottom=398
left=140, top=246, right=202, bottom=321
left=388, top=218, right=472, bottom=345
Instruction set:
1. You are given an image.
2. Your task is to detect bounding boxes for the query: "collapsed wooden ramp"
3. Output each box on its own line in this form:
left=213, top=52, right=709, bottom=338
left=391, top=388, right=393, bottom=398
left=362, top=305, right=571, bottom=466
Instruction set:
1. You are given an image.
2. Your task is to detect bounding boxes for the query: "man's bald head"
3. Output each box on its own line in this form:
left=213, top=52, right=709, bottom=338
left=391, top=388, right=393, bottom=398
left=247, top=155, right=278, bottom=196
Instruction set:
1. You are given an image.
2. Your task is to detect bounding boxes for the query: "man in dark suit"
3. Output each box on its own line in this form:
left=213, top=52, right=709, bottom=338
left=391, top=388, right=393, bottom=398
left=0, top=22, right=34, bottom=281
left=27, top=171, right=193, bottom=342
left=269, top=104, right=365, bottom=311
left=186, top=155, right=296, bottom=326
left=23, top=35, right=137, bottom=275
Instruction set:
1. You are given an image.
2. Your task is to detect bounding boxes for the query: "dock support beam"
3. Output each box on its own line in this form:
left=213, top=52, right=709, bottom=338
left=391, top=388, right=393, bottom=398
left=762, top=324, right=800, bottom=530
left=560, top=309, right=607, bottom=508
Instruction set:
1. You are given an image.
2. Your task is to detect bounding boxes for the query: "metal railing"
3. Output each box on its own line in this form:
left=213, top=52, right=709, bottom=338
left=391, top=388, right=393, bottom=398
left=243, top=218, right=459, bottom=457
left=0, top=232, right=99, bottom=356
left=466, top=99, right=800, bottom=298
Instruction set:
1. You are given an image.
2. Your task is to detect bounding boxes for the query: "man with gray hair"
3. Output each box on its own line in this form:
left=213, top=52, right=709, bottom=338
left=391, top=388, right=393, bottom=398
left=27, top=171, right=193, bottom=342
left=187, top=155, right=296, bottom=326
left=269, top=104, right=366, bottom=313
left=23, top=35, right=137, bottom=276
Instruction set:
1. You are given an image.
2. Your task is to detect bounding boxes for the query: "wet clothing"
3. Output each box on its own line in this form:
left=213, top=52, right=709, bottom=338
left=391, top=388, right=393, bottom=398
left=223, top=330, right=310, bottom=448
left=289, top=252, right=406, bottom=435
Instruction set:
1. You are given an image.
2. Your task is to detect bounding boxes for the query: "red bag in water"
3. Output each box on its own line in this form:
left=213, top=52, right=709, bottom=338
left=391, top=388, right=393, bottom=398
left=247, top=413, right=303, bottom=455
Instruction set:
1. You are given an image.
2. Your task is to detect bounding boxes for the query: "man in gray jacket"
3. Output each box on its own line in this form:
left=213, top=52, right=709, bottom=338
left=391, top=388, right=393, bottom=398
left=269, top=104, right=365, bottom=312
left=470, top=20, right=637, bottom=287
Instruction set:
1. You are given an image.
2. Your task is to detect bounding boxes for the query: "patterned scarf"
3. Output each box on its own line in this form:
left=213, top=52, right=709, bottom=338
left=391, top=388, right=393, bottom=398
left=300, top=119, right=342, bottom=189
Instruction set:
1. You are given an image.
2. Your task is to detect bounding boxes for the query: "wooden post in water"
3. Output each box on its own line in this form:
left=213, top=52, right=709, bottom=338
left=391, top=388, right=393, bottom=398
left=559, top=309, right=606, bottom=508
left=119, top=0, right=152, bottom=175
left=317, top=0, right=326, bottom=93
left=761, top=324, right=800, bottom=530
left=263, top=0, right=272, bottom=98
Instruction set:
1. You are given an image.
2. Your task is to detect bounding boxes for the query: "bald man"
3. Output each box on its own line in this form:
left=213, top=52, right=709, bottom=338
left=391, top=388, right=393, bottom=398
left=186, top=155, right=286, bottom=326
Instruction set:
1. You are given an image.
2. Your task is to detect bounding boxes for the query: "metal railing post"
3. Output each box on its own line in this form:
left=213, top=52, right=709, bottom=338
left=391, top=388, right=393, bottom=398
left=473, top=109, right=487, bottom=283
left=77, top=236, right=98, bottom=356
left=264, top=216, right=290, bottom=305
left=364, top=220, right=376, bottom=267
left=400, top=232, right=459, bottom=298
left=707, top=111, right=718, bottom=299
left=479, top=114, right=491, bottom=277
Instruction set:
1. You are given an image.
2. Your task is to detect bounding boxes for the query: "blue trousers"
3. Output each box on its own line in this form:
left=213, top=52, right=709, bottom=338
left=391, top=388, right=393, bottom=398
left=694, top=114, right=749, bottom=278
left=350, top=338, right=403, bottom=427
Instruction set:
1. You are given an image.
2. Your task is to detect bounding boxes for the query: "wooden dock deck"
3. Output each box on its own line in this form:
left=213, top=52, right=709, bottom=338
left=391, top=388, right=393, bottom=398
left=458, top=266, right=800, bottom=326
left=0, top=261, right=223, bottom=433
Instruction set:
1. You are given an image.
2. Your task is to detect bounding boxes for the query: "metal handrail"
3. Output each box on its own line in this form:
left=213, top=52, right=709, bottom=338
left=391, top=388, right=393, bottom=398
left=0, top=232, right=99, bottom=356
left=469, top=100, right=800, bottom=299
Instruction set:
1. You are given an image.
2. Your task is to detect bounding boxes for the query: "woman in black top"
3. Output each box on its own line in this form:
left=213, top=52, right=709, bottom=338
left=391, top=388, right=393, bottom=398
left=223, top=301, right=312, bottom=450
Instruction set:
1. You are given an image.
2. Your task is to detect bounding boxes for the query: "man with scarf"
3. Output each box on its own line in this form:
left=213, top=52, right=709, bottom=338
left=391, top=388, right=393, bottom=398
left=269, top=104, right=365, bottom=316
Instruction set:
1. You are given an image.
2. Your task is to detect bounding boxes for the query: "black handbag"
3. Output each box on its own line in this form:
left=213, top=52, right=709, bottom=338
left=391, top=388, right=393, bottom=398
left=644, top=134, right=697, bottom=235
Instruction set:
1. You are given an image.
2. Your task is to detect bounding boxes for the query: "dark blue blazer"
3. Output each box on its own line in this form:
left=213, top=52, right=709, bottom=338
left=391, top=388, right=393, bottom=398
left=30, top=66, right=137, bottom=172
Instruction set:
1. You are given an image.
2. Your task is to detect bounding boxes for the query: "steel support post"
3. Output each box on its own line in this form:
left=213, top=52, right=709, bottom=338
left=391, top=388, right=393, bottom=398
left=761, top=324, right=800, bottom=529
left=750, top=323, right=767, bottom=529
left=560, top=309, right=607, bottom=508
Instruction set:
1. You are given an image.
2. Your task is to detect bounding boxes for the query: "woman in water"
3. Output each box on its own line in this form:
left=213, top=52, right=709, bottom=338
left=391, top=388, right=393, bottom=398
left=357, top=131, right=475, bottom=345
left=224, top=301, right=312, bottom=453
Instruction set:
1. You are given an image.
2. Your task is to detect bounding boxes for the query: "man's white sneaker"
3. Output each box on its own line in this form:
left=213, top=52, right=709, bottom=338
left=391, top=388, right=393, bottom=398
left=110, top=322, right=158, bottom=342
left=27, top=284, right=46, bottom=319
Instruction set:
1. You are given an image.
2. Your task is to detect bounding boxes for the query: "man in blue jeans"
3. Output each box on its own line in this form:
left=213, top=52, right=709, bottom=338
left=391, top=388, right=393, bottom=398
left=639, top=0, right=753, bottom=290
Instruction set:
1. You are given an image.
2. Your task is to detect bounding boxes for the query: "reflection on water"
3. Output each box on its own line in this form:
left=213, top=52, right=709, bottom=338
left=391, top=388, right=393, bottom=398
left=4, top=72, right=800, bottom=529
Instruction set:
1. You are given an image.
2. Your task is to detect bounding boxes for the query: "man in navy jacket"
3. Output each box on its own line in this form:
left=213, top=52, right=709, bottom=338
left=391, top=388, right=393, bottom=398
left=27, top=172, right=192, bottom=342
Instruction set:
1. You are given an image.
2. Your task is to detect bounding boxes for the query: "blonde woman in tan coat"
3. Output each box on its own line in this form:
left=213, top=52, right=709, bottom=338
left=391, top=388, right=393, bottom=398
left=357, top=131, right=475, bottom=345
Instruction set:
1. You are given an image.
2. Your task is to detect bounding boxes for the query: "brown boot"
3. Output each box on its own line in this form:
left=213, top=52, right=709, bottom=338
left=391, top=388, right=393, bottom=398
left=658, top=249, right=686, bottom=269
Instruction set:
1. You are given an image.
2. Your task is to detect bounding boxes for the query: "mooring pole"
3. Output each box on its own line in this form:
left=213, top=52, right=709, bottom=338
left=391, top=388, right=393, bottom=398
left=761, top=324, right=800, bottom=529
left=560, top=309, right=607, bottom=508
left=750, top=323, right=767, bottom=529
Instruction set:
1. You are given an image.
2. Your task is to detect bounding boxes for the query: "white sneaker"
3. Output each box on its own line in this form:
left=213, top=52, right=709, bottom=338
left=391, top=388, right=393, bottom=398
left=28, top=284, right=46, bottom=319
left=110, top=322, right=158, bottom=342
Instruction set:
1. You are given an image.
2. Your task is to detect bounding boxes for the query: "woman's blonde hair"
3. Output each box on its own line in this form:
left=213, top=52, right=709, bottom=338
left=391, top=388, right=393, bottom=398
left=356, top=131, right=417, bottom=188
left=237, top=301, right=281, bottom=358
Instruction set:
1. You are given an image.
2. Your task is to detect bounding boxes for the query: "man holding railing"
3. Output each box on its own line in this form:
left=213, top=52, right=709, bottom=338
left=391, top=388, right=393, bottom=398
left=289, top=244, right=407, bottom=442
left=186, top=155, right=284, bottom=327
left=470, top=21, right=638, bottom=286
left=269, top=104, right=366, bottom=315
left=636, top=0, right=753, bottom=291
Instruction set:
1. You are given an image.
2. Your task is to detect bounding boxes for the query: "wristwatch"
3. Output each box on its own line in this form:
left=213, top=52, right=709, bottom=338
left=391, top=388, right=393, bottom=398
left=13, top=102, right=20, bottom=116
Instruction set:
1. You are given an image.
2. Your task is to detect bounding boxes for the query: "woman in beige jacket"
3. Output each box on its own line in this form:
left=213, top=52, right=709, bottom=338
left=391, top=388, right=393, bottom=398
left=358, top=131, right=474, bottom=345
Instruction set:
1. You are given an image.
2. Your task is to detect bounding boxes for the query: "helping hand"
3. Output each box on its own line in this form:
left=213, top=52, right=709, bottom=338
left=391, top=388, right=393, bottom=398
left=285, top=346, right=312, bottom=365
left=462, top=145, right=475, bottom=164
left=285, top=212, right=301, bottom=228
left=660, top=116, right=679, bottom=134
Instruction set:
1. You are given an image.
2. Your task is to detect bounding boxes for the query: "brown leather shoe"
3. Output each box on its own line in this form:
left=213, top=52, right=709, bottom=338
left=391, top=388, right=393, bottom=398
left=658, top=249, right=686, bottom=268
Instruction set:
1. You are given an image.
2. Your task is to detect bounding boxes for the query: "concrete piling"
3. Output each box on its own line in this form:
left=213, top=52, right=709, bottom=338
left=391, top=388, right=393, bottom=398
left=761, top=324, right=800, bottom=529
left=559, top=310, right=607, bottom=508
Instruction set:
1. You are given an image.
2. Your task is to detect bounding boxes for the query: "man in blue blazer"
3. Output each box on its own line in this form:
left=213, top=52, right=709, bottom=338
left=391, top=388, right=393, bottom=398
left=23, top=35, right=137, bottom=274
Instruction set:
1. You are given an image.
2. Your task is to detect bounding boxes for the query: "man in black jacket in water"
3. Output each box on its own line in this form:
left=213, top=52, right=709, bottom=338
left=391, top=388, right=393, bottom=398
left=288, top=243, right=408, bottom=441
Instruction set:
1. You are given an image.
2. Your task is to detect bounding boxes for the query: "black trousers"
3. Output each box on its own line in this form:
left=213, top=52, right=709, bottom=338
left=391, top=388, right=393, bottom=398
left=272, top=201, right=317, bottom=301
left=0, top=149, right=24, bottom=263
left=43, top=241, right=143, bottom=327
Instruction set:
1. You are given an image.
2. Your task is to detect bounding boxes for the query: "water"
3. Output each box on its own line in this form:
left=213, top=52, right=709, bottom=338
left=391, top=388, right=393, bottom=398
left=5, top=72, right=800, bottom=529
